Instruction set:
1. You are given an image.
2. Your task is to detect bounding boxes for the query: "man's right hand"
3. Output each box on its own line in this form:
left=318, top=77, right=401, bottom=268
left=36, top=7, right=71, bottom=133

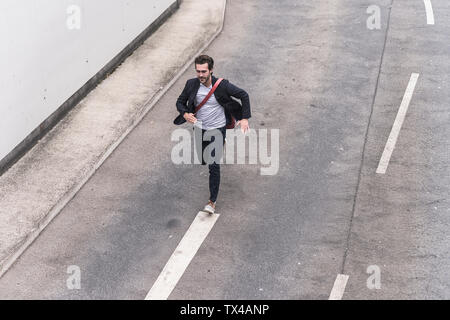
left=183, top=112, right=197, bottom=124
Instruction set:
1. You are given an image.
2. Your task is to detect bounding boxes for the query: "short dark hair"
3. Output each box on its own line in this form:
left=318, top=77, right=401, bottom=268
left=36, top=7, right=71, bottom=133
left=195, top=55, right=214, bottom=70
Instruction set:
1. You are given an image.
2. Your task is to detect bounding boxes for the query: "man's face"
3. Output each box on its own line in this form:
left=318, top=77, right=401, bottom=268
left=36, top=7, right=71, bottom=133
left=195, top=63, right=212, bottom=85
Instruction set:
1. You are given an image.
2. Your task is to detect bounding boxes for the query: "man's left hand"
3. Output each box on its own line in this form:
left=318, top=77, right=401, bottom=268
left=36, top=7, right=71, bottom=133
left=236, top=119, right=249, bottom=134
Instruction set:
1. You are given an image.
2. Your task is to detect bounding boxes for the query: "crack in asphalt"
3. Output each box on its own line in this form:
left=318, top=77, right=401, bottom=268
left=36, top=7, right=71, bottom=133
left=340, top=0, right=395, bottom=275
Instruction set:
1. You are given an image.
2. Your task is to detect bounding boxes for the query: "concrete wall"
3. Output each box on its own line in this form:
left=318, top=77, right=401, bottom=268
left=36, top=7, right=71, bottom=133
left=0, top=0, right=176, bottom=173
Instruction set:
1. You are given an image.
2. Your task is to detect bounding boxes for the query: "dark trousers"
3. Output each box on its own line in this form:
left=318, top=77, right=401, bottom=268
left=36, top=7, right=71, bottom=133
left=196, top=126, right=226, bottom=203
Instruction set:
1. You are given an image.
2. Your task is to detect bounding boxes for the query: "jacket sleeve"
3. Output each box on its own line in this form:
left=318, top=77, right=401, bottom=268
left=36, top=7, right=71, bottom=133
left=226, top=81, right=251, bottom=119
left=176, top=80, right=190, bottom=116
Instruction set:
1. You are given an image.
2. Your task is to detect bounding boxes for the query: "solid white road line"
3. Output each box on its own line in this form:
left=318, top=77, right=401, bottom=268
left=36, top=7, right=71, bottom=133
left=145, top=211, right=219, bottom=300
left=376, top=73, right=420, bottom=174
left=329, top=274, right=349, bottom=300
left=423, top=0, right=435, bottom=25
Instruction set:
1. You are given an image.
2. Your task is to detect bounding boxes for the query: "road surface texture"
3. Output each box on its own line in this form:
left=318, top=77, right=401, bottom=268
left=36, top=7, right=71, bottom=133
left=0, top=0, right=449, bottom=299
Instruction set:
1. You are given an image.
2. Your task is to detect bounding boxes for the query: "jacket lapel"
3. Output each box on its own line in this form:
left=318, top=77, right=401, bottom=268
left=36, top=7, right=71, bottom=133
left=189, top=79, right=201, bottom=108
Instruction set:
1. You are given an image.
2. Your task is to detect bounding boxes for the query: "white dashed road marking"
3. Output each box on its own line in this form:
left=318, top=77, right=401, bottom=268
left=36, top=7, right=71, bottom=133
left=329, top=274, right=349, bottom=300
left=376, top=73, right=420, bottom=174
left=423, top=0, right=435, bottom=25
left=145, top=211, right=219, bottom=300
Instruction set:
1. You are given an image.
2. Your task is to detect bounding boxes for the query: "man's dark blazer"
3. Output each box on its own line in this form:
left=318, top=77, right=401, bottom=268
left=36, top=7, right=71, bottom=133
left=174, top=76, right=251, bottom=126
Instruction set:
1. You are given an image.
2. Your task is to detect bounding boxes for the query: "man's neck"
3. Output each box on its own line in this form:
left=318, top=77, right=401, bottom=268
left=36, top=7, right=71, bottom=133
left=204, top=78, right=212, bottom=87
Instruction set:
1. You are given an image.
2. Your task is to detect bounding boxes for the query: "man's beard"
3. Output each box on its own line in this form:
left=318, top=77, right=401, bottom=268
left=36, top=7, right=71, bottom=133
left=200, top=74, right=210, bottom=83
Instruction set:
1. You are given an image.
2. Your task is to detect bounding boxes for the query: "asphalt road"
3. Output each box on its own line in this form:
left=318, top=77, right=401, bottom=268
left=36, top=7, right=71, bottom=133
left=0, top=0, right=449, bottom=299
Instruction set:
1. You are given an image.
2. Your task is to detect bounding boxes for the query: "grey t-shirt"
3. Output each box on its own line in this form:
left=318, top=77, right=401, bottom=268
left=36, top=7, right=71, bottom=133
left=195, top=83, right=226, bottom=130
